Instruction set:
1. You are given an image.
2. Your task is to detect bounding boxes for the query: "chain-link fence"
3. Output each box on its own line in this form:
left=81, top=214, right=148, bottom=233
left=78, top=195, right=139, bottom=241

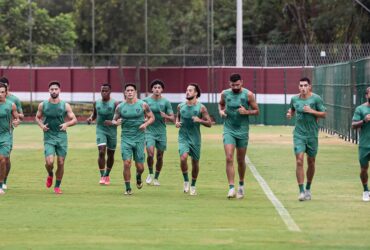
left=1, top=44, right=370, bottom=67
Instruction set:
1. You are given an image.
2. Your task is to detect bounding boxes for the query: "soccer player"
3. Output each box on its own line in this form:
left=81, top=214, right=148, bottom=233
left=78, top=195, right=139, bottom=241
left=87, top=83, right=120, bottom=185
left=218, top=73, right=259, bottom=199
left=143, top=79, right=174, bottom=186
left=0, top=76, right=24, bottom=190
left=351, top=87, right=370, bottom=202
left=35, top=81, right=77, bottom=194
left=286, top=77, right=326, bottom=201
left=111, top=83, right=154, bottom=195
left=0, top=83, right=20, bottom=195
left=175, top=83, right=212, bottom=196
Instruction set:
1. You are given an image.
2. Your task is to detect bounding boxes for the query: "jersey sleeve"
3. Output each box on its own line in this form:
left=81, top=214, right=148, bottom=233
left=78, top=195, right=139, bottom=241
left=165, top=100, right=174, bottom=115
left=315, top=95, right=326, bottom=112
left=15, top=98, right=23, bottom=113
left=352, top=106, right=363, bottom=121
left=290, top=97, right=295, bottom=111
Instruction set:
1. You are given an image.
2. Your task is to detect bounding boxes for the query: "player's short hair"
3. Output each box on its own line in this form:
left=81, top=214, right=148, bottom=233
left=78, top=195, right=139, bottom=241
left=101, top=83, right=111, bottom=89
left=150, top=79, right=164, bottom=89
left=0, top=76, right=9, bottom=86
left=124, top=83, right=136, bottom=91
left=48, top=81, right=61, bottom=88
left=188, top=83, right=201, bottom=98
left=366, top=87, right=370, bottom=94
left=0, top=83, right=8, bottom=91
left=230, top=73, right=241, bottom=83
left=299, top=77, right=311, bottom=85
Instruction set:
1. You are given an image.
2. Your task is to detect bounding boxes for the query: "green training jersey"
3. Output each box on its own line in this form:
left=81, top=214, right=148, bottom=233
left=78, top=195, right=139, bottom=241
left=352, top=104, right=370, bottom=148
left=290, top=93, right=326, bottom=138
left=178, top=102, right=202, bottom=145
left=6, top=94, right=22, bottom=113
left=223, top=88, right=250, bottom=138
left=0, top=100, right=13, bottom=138
left=143, top=96, right=173, bottom=136
left=118, top=100, right=145, bottom=142
left=96, top=99, right=117, bottom=135
left=42, top=100, right=67, bottom=139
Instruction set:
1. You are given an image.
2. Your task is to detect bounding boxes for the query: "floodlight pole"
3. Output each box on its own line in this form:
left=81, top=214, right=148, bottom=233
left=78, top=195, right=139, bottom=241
left=92, top=0, right=96, bottom=102
left=236, top=0, right=243, bottom=67
left=28, top=0, right=33, bottom=113
left=144, top=0, right=148, bottom=97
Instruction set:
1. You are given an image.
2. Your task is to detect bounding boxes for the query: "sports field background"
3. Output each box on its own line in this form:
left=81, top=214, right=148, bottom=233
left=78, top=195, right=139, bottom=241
left=0, top=124, right=368, bottom=249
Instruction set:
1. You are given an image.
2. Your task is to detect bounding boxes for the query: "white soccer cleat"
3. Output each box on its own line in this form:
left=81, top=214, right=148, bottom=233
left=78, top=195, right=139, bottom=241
left=146, top=174, right=153, bottom=185
left=0, top=189, right=5, bottom=195
left=363, top=191, right=370, bottom=202
left=304, top=190, right=312, bottom=200
left=183, top=181, right=190, bottom=193
left=298, top=192, right=305, bottom=201
left=227, top=188, right=236, bottom=199
left=153, top=179, right=160, bottom=186
left=2, top=184, right=7, bottom=190
left=190, top=186, right=197, bottom=196
left=236, top=186, right=245, bottom=199
left=124, top=189, right=133, bottom=195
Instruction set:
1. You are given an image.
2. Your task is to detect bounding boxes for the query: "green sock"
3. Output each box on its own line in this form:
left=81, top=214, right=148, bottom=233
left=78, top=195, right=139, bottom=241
left=0, top=182, right=3, bottom=189
left=148, top=167, right=154, bottom=175
left=183, top=172, right=189, bottom=182
left=191, top=179, right=196, bottom=187
left=229, top=184, right=235, bottom=190
left=3, top=177, right=7, bottom=184
left=55, top=180, right=62, bottom=188
left=299, top=184, right=304, bottom=193
left=99, top=170, right=104, bottom=177
left=104, top=168, right=112, bottom=177
left=154, top=171, right=160, bottom=179
left=125, top=182, right=131, bottom=191
left=306, top=182, right=311, bottom=190
left=364, top=184, right=369, bottom=192
left=48, top=172, right=53, bottom=177
left=136, top=173, right=142, bottom=183
left=239, top=181, right=244, bottom=186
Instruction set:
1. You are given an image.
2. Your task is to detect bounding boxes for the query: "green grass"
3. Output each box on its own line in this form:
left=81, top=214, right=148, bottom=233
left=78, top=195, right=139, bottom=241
left=0, top=124, right=369, bottom=249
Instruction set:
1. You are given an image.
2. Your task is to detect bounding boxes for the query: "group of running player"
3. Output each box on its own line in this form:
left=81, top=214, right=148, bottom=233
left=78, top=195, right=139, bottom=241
left=0, top=74, right=369, bottom=201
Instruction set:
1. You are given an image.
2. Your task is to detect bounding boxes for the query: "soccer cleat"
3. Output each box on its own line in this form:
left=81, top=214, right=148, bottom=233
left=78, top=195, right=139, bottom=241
left=99, top=176, right=105, bottom=185
left=363, top=191, right=370, bottom=202
left=236, top=186, right=245, bottom=199
left=146, top=174, right=153, bottom=185
left=54, top=187, right=63, bottom=194
left=227, top=188, right=236, bottom=199
left=0, top=189, right=5, bottom=195
left=46, top=176, right=53, bottom=188
left=190, top=186, right=197, bottom=196
left=136, top=180, right=143, bottom=189
left=153, top=179, right=160, bottom=186
left=298, top=192, right=305, bottom=201
left=2, top=184, right=7, bottom=190
left=104, top=176, right=110, bottom=185
left=124, top=189, right=133, bottom=195
left=183, top=181, right=190, bottom=193
left=304, top=190, right=312, bottom=200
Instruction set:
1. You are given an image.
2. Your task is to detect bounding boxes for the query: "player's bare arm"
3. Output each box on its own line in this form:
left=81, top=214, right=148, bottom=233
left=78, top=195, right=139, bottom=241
left=35, top=102, right=49, bottom=132
left=303, top=105, right=326, bottom=118
left=60, top=103, right=77, bottom=131
left=87, top=101, right=97, bottom=124
left=218, top=91, right=227, bottom=117
left=239, top=91, right=259, bottom=116
left=139, top=103, right=155, bottom=131
left=175, top=104, right=182, bottom=128
left=192, top=105, right=212, bottom=127
left=11, top=103, right=20, bottom=127
left=352, top=113, right=370, bottom=129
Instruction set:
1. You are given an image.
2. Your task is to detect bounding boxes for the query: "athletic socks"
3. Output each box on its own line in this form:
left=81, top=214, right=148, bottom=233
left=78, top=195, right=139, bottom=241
left=299, top=184, right=304, bottom=193
left=183, top=172, right=189, bottom=182
left=191, top=179, right=197, bottom=187
left=306, top=182, right=311, bottom=190
left=48, top=171, right=53, bottom=177
left=148, top=167, right=154, bottom=175
left=239, top=181, right=244, bottom=186
left=3, top=177, right=7, bottom=184
left=55, top=180, right=62, bottom=188
left=99, top=169, right=104, bottom=177
left=0, top=182, right=2, bottom=189
left=125, top=182, right=131, bottom=191
left=104, top=168, right=112, bottom=177
left=136, top=173, right=142, bottom=183
left=364, top=184, right=369, bottom=192
left=229, top=184, right=235, bottom=190
left=154, top=171, right=160, bottom=179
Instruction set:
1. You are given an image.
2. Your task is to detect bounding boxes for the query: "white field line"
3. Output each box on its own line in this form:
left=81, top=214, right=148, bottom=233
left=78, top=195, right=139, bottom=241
left=245, top=155, right=301, bottom=232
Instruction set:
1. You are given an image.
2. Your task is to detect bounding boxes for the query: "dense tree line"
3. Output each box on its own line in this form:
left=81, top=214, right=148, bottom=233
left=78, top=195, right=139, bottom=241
left=1, top=0, right=369, bottom=64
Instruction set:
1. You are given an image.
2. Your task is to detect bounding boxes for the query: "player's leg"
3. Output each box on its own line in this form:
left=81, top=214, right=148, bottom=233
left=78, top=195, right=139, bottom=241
left=0, top=155, right=6, bottom=194
left=224, top=144, right=236, bottom=198
left=104, top=148, right=115, bottom=185
left=359, top=150, right=370, bottom=201
left=189, top=158, right=199, bottom=196
left=236, top=146, right=247, bottom=199
left=180, top=152, right=190, bottom=193
left=304, top=137, right=318, bottom=200
left=123, top=159, right=132, bottom=195
left=44, top=142, right=56, bottom=189
left=3, top=157, right=10, bottom=189
left=295, top=152, right=305, bottom=201
left=98, top=145, right=107, bottom=184
left=133, top=141, right=145, bottom=189
left=54, top=156, right=65, bottom=194
left=135, top=162, right=144, bottom=189
left=145, top=145, right=155, bottom=185
left=153, top=149, right=164, bottom=186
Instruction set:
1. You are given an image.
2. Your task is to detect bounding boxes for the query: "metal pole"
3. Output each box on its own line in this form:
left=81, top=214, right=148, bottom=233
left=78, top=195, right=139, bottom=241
left=28, top=0, right=33, bottom=113
left=144, top=0, right=148, bottom=97
left=207, top=0, right=210, bottom=103
left=211, top=0, right=215, bottom=102
left=92, top=0, right=96, bottom=102
left=236, top=0, right=243, bottom=67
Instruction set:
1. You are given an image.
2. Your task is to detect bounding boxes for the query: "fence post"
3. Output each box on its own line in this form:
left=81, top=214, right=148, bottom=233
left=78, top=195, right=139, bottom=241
left=183, top=46, right=186, bottom=67
left=222, top=46, right=225, bottom=66
left=304, top=44, right=308, bottom=67
left=264, top=45, right=267, bottom=67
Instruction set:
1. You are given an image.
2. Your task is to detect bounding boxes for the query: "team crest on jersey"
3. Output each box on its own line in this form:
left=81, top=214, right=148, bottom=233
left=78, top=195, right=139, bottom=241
left=136, top=109, right=140, bottom=113
left=58, top=108, right=63, bottom=113
left=193, top=111, right=198, bottom=115
left=4, top=108, right=9, bottom=113
left=123, top=110, right=127, bottom=113
left=97, top=107, right=101, bottom=110
left=240, top=98, right=246, bottom=103
left=108, top=107, right=112, bottom=111
left=227, top=98, right=231, bottom=102
left=160, top=105, right=164, bottom=110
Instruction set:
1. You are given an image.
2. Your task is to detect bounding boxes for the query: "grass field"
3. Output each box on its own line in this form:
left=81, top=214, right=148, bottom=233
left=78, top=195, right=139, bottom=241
left=0, top=124, right=369, bottom=249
